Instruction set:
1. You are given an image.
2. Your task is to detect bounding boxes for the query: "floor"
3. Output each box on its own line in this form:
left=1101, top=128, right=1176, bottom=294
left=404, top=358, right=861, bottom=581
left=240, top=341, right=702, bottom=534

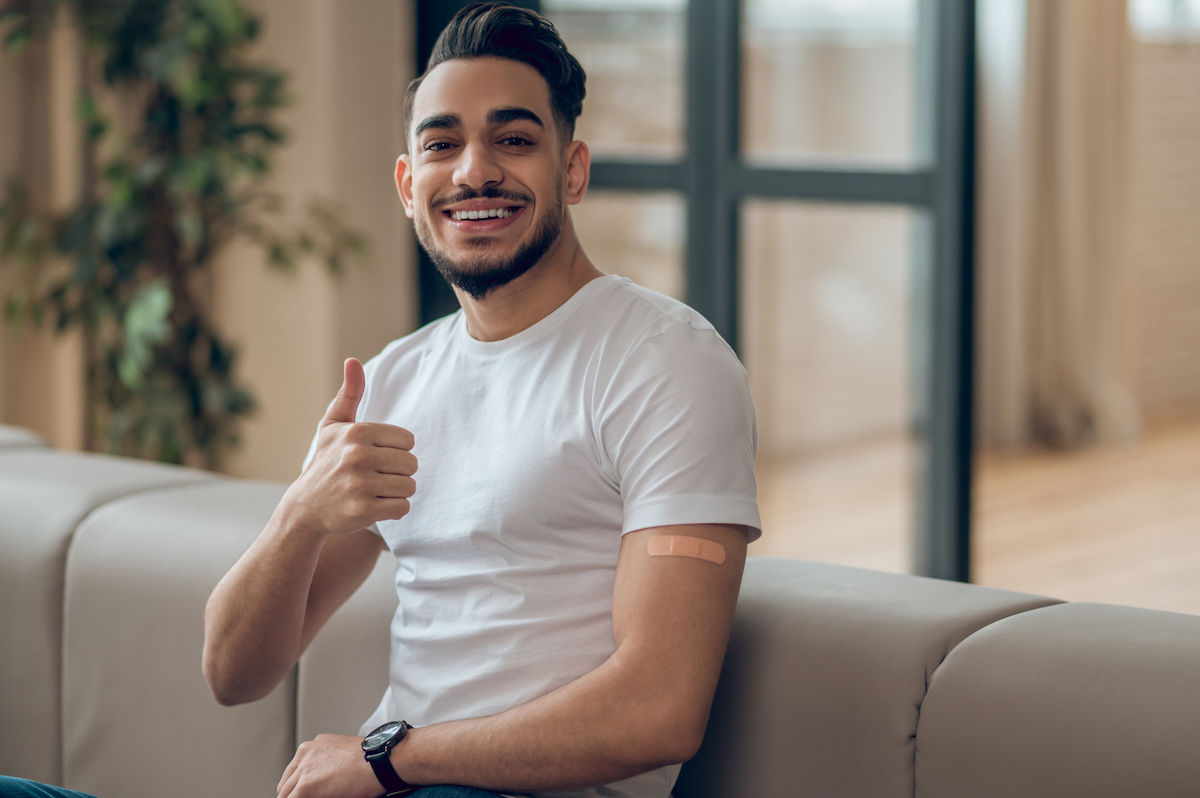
left=750, top=413, right=1200, bottom=616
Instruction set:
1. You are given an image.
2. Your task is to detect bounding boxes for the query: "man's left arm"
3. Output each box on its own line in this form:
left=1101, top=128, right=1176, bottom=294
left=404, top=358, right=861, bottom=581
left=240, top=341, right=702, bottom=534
left=277, top=523, right=747, bottom=797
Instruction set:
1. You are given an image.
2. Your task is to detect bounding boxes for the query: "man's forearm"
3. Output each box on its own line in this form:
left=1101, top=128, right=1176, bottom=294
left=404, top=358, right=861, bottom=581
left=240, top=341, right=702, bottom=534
left=392, top=646, right=707, bottom=793
left=203, top=500, right=329, bottom=705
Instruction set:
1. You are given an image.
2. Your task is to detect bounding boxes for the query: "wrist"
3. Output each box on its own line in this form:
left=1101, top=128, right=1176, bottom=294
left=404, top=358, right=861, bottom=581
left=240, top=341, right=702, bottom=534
left=270, top=486, right=331, bottom=545
left=388, top=723, right=423, bottom=785
left=363, top=721, right=420, bottom=796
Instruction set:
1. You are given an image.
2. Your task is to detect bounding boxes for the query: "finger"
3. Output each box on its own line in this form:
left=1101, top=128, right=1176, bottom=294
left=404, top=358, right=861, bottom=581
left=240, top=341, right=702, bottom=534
left=373, top=498, right=411, bottom=521
left=322, top=358, right=366, bottom=426
left=351, top=422, right=416, bottom=451
left=277, top=766, right=299, bottom=798
left=369, top=450, right=418, bottom=478
left=277, top=756, right=297, bottom=796
left=371, top=474, right=417, bottom=500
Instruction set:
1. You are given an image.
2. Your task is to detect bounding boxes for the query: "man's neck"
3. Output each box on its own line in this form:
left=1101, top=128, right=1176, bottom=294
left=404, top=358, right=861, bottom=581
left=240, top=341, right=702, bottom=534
left=455, top=224, right=604, bottom=343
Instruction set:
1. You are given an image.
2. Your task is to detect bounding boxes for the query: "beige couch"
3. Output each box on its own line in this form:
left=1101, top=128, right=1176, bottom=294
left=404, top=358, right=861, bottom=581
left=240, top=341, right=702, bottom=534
left=2, top=424, right=1198, bottom=797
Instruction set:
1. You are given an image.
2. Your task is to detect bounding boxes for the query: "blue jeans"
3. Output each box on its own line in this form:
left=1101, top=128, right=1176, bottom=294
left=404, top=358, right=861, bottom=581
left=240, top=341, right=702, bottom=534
left=0, top=776, right=507, bottom=798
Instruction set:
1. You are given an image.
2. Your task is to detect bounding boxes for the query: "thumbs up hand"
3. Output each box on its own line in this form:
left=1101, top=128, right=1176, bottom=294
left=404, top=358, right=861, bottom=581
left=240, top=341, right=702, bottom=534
left=282, top=358, right=417, bottom=539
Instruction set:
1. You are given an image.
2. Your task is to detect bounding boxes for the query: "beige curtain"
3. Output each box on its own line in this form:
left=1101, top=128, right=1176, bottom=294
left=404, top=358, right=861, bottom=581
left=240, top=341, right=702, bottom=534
left=977, top=0, right=1140, bottom=450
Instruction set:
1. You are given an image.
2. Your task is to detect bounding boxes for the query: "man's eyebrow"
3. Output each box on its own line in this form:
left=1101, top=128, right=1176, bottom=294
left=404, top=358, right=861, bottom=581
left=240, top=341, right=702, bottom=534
left=488, top=107, right=544, bottom=129
left=414, top=113, right=461, bottom=138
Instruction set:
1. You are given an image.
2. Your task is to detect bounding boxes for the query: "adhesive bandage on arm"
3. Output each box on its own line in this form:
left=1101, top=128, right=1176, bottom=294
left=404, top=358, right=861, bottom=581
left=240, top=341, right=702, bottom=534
left=647, top=535, right=727, bottom=565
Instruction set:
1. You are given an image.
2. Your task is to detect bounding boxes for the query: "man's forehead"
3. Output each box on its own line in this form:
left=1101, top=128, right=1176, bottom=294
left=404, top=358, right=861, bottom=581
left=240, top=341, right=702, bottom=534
left=412, top=57, right=556, bottom=129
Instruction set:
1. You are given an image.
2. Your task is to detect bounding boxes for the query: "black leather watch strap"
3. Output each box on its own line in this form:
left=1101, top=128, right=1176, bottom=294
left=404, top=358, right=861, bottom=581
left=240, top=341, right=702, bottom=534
left=363, top=721, right=418, bottom=797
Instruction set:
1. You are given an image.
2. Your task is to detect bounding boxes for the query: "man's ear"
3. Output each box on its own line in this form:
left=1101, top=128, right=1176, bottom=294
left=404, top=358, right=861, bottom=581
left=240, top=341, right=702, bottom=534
left=395, top=154, right=415, bottom=219
left=563, top=139, right=590, bottom=206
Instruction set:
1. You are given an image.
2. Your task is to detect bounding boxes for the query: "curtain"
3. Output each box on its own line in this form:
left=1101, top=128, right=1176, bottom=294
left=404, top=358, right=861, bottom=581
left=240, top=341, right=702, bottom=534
left=976, top=0, right=1140, bottom=450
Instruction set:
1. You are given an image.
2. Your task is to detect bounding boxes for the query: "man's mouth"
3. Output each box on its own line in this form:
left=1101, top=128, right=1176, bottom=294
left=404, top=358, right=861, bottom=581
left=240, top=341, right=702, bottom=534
left=447, top=207, right=517, bottom=221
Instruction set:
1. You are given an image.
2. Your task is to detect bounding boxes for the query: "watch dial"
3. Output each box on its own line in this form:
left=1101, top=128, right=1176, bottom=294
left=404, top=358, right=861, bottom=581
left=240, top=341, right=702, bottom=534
left=365, top=721, right=401, bottom=749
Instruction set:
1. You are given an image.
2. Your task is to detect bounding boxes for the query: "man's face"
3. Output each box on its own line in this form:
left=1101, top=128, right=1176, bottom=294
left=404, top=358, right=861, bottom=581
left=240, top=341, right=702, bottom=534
left=398, top=57, right=580, bottom=300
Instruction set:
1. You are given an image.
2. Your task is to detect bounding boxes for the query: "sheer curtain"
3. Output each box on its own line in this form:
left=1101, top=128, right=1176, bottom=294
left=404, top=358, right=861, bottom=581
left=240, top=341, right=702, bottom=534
left=976, top=0, right=1140, bottom=450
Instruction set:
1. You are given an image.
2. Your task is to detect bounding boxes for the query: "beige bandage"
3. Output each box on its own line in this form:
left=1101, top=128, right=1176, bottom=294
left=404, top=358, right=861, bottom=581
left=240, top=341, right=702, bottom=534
left=647, top=535, right=727, bottom=565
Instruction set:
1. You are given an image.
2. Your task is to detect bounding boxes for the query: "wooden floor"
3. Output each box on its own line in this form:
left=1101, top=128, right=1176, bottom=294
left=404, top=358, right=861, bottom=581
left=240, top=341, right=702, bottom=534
left=751, top=414, right=1200, bottom=616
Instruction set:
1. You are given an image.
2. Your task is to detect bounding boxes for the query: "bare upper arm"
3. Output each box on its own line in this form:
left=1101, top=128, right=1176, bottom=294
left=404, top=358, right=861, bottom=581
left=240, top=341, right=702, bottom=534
left=610, top=524, right=749, bottom=743
left=298, top=527, right=388, bottom=654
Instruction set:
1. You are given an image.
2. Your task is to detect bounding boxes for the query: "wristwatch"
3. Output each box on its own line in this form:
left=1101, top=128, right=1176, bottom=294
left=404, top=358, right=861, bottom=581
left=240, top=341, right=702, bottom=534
left=362, top=720, right=418, bottom=797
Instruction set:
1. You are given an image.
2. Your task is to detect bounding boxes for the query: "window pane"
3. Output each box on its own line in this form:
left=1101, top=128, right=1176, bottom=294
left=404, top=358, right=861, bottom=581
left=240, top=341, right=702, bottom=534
left=741, top=0, right=919, bottom=167
left=573, top=190, right=685, bottom=299
left=543, top=0, right=686, bottom=160
left=741, top=201, right=923, bottom=573
left=1129, top=0, right=1200, bottom=39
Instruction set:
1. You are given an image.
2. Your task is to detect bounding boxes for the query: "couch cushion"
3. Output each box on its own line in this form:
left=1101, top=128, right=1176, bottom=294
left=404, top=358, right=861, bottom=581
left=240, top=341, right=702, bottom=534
left=297, top=547, right=397, bottom=741
left=0, top=424, right=48, bottom=450
left=60, top=479, right=294, bottom=798
left=915, top=602, right=1200, bottom=798
left=0, top=450, right=213, bottom=785
left=675, top=558, right=1061, bottom=798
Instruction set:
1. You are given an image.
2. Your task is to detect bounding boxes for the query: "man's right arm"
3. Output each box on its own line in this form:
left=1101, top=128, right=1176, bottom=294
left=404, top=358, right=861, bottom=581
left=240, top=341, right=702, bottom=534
left=202, top=358, right=415, bottom=706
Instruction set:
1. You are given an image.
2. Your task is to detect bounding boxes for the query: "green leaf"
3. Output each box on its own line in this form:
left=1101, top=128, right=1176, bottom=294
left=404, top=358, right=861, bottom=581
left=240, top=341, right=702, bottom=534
left=119, top=280, right=173, bottom=390
left=4, top=24, right=31, bottom=54
left=0, top=7, right=28, bottom=27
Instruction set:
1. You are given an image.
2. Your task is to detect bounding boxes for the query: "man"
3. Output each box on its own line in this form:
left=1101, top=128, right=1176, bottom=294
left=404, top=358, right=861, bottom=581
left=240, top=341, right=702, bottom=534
left=0, top=5, right=759, bottom=798
left=208, top=4, right=760, bottom=797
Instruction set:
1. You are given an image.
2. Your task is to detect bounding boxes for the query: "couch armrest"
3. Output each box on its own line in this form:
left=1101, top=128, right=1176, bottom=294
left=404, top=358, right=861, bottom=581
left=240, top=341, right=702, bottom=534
left=676, top=558, right=1061, bottom=798
left=915, top=602, right=1200, bottom=798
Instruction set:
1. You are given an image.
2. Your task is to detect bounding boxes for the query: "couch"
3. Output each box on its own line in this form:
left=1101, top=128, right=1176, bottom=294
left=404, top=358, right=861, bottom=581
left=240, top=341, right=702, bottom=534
left=2, top=423, right=1198, bottom=797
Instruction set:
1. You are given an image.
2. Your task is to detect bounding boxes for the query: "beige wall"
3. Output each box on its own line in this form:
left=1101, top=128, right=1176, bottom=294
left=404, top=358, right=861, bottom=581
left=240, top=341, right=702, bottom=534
left=0, top=19, right=85, bottom=451
left=1130, top=39, right=1200, bottom=421
left=216, top=0, right=417, bottom=481
left=0, top=2, right=418, bottom=480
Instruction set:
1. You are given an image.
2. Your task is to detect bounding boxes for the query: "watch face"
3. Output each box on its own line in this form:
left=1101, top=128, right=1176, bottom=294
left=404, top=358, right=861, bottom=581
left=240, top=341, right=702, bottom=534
left=364, top=721, right=402, bottom=750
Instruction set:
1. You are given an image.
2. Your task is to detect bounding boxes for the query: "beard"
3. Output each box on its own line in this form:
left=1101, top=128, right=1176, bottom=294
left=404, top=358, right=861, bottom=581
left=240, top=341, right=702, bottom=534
left=415, top=185, right=564, bottom=301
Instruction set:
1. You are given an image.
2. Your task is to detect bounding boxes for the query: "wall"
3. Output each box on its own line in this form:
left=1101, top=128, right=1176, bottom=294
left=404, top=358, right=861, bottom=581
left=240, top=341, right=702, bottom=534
left=216, top=0, right=417, bottom=481
left=0, top=19, right=86, bottom=451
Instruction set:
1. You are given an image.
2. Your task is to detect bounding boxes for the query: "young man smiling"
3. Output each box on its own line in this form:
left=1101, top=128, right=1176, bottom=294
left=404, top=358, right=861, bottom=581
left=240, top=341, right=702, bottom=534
left=0, top=5, right=759, bottom=798
left=213, top=5, right=761, bottom=798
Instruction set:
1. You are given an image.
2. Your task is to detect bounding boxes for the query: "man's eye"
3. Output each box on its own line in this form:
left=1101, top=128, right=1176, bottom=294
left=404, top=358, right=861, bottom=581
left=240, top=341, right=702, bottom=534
left=499, top=136, right=532, bottom=147
left=423, top=141, right=453, bottom=152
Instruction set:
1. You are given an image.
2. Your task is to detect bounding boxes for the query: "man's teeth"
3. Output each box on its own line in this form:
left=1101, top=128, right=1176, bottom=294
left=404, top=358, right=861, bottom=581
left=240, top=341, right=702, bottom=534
left=450, top=208, right=514, bottom=221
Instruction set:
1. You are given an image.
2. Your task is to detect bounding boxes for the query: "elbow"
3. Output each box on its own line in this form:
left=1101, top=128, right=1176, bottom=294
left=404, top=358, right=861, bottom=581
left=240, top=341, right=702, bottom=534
left=657, top=718, right=707, bottom=765
left=202, top=652, right=240, bottom=706
left=202, top=644, right=267, bottom=707
left=629, top=704, right=709, bottom=768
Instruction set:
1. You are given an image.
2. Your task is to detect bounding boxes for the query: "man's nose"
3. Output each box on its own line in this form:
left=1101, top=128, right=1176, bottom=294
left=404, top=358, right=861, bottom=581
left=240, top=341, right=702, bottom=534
left=453, top=140, right=503, bottom=189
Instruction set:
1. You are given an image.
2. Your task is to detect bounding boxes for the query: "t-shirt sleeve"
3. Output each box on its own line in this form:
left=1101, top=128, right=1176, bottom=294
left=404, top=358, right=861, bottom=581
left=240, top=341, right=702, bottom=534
left=599, top=321, right=762, bottom=541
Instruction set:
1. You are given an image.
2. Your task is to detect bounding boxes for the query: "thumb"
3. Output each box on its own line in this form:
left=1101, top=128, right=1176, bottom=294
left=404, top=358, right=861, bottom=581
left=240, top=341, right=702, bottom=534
left=322, top=358, right=365, bottom=425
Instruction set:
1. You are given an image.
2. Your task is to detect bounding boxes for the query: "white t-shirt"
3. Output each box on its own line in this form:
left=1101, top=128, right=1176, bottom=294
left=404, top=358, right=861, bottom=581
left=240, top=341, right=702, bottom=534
left=311, top=275, right=760, bottom=798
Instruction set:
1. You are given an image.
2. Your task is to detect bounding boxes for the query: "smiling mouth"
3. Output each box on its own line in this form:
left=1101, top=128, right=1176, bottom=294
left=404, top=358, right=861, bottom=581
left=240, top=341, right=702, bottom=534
left=446, top=207, right=518, bottom=221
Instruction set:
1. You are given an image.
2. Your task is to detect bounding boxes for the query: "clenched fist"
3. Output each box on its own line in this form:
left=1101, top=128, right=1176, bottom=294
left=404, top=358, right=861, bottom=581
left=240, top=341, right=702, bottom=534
left=282, top=358, right=417, bottom=539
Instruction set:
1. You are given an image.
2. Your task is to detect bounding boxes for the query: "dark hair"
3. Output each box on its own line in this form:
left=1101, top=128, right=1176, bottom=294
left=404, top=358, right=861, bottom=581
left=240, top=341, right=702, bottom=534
left=404, top=3, right=587, bottom=144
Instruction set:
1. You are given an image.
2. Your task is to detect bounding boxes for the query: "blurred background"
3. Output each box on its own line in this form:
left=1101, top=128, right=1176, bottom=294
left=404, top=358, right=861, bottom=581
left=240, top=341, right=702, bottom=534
left=1, top=0, right=1197, bottom=613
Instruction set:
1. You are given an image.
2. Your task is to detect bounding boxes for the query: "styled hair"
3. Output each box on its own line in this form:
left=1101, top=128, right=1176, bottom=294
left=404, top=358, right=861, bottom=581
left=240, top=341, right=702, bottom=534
left=404, top=3, right=587, bottom=144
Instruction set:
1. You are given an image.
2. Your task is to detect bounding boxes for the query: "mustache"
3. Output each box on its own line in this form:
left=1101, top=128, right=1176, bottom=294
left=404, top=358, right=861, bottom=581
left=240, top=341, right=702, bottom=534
left=431, top=187, right=532, bottom=211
